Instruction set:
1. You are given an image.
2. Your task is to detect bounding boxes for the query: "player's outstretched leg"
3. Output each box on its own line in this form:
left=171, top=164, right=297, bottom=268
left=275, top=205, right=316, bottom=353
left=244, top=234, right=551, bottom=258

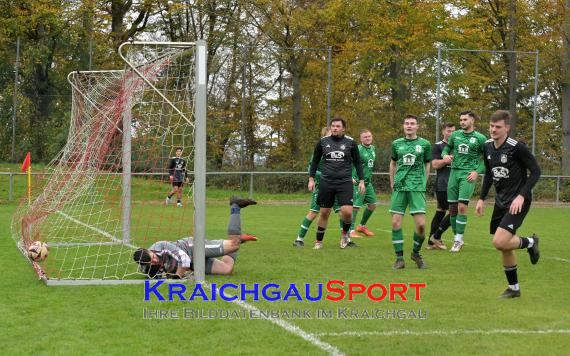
left=356, top=205, right=376, bottom=237
left=228, top=197, right=259, bottom=243
left=230, top=196, right=257, bottom=208
left=294, top=211, right=317, bottom=247
left=228, top=197, right=257, bottom=239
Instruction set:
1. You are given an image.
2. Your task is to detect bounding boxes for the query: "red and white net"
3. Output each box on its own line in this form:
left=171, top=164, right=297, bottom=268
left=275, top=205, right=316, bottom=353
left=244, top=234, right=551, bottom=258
left=11, top=43, right=197, bottom=282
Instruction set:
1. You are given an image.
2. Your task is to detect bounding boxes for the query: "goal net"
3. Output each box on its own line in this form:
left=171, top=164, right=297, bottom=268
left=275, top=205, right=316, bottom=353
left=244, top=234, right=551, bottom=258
left=11, top=41, right=207, bottom=285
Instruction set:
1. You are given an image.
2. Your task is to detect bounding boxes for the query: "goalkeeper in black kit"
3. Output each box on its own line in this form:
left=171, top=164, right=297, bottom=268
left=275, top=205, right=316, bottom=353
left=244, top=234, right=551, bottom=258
left=166, top=147, right=188, bottom=207
left=134, top=197, right=257, bottom=278
left=475, top=110, right=541, bottom=299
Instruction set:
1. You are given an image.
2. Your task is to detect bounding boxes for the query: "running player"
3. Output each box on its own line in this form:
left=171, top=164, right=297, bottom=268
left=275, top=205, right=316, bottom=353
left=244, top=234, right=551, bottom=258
left=475, top=110, right=541, bottom=298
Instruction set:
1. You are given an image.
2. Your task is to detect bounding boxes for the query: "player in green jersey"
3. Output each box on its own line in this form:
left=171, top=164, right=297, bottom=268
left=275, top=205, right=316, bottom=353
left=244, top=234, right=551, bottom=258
left=389, top=115, right=432, bottom=269
left=293, top=127, right=332, bottom=247
left=349, top=129, right=377, bottom=238
left=441, top=111, right=487, bottom=253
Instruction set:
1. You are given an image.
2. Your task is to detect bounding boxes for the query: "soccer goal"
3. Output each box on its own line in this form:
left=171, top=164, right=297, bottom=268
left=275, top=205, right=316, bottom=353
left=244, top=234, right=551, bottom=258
left=11, top=41, right=207, bottom=285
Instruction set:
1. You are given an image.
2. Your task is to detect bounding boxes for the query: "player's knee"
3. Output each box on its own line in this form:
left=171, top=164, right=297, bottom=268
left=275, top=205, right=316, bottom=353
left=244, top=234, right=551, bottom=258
left=391, top=217, right=402, bottom=230
left=458, top=202, right=468, bottom=214
left=368, top=204, right=376, bottom=211
left=221, top=264, right=234, bottom=275
left=449, top=203, right=458, bottom=216
left=492, top=235, right=510, bottom=251
left=320, top=209, right=332, bottom=218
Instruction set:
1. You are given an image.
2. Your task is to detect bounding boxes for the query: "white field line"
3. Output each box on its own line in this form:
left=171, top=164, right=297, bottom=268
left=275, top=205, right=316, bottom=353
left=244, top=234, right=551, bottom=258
left=552, top=257, right=570, bottom=263
left=202, top=283, right=344, bottom=356
left=316, top=329, right=570, bottom=338
left=56, top=211, right=138, bottom=249
left=376, top=229, right=570, bottom=264
left=49, top=215, right=344, bottom=355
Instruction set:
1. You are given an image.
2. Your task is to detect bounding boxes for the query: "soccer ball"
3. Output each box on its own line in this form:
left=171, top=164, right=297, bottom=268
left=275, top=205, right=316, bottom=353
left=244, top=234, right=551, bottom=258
left=28, top=241, right=49, bottom=262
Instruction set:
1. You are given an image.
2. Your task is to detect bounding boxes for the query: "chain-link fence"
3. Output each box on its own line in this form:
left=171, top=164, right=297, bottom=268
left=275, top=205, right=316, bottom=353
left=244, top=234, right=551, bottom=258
left=3, top=172, right=570, bottom=204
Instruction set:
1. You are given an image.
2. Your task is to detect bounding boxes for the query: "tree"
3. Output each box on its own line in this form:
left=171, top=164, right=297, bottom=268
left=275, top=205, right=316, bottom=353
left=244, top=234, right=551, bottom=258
left=562, top=0, right=570, bottom=173
left=106, top=0, right=154, bottom=47
left=507, top=0, right=518, bottom=134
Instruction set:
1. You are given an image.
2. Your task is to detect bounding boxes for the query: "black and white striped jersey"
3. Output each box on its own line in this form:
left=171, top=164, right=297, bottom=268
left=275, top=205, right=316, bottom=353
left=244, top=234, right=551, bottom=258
left=480, top=137, right=541, bottom=209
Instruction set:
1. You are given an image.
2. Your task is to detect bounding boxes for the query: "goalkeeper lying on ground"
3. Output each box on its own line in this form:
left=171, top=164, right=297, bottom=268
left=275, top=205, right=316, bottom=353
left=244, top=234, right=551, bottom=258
left=133, top=197, right=257, bottom=279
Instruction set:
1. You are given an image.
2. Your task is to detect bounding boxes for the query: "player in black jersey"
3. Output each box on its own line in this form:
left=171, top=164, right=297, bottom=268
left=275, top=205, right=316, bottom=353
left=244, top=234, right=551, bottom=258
left=427, top=123, right=455, bottom=250
left=166, top=147, right=188, bottom=207
left=475, top=110, right=541, bottom=299
left=309, top=117, right=365, bottom=250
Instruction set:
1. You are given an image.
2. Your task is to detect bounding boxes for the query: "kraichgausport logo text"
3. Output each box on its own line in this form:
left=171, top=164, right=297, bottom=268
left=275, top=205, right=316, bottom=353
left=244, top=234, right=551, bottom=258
left=144, top=280, right=426, bottom=301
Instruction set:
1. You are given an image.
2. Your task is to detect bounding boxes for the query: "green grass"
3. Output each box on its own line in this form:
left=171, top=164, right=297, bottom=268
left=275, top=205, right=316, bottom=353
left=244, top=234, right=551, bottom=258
left=2, top=197, right=570, bottom=355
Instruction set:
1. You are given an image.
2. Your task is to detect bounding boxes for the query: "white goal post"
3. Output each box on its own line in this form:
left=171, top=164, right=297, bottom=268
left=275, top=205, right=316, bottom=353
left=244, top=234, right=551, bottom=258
left=11, top=41, right=208, bottom=285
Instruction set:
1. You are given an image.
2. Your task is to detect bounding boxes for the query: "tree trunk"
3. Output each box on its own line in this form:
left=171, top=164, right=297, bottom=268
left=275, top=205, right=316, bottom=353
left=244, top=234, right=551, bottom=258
left=79, top=1, right=95, bottom=70
left=561, top=0, right=570, bottom=173
left=290, top=56, right=302, bottom=160
left=389, top=46, right=407, bottom=115
left=507, top=0, right=518, bottom=135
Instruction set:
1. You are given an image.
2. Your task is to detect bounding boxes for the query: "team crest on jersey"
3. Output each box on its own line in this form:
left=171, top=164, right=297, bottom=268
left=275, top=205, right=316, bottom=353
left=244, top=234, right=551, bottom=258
left=403, top=153, right=416, bottom=166
left=415, top=145, right=423, bottom=153
left=470, top=137, right=476, bottom=143
left=340, top=144, right=346, bottom=150
left=458, top=144, right=469, bottom=154
left=500, top=154, right=507, bottom=163
left=367, top=159, right=374, bottom=168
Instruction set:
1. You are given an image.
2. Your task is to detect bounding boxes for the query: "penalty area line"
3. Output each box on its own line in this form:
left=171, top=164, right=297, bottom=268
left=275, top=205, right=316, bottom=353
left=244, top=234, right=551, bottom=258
left=316, top=329, right=570, bottom=337
left=202, top=283, right=344, bottom=356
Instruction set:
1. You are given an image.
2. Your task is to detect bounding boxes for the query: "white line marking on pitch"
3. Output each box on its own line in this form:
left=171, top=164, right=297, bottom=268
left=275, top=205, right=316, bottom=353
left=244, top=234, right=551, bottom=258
left=316, top=329, right=570, bottom=337
left=53, top=214, right=344, bottom=354
left=202, top=283, right=344, bottom=356
left=56, top=211, right=138, bottom=249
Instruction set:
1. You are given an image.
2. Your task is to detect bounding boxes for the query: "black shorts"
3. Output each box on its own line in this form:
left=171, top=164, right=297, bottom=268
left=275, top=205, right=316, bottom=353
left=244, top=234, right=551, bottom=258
left=490, top=200, right=531, bottom=235
left=435, top=190, right=449, bottom=210
left=318, top=180, right=353, bottom=208
left=172, top=181, right=184, bottom=187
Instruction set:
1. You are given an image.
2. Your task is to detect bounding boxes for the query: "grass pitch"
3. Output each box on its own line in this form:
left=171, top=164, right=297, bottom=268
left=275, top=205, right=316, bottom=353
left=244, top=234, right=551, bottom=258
left=2, top=196, right=570, bottom=355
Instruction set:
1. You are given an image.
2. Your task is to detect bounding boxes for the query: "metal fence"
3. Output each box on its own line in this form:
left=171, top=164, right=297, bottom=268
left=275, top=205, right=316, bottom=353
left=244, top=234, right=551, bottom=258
left=3, top=171, right=570, bottom=204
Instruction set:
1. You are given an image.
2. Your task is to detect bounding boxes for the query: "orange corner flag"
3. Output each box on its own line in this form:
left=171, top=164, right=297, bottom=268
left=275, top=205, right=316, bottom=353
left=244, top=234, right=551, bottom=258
left=21, top=152, right=31, bottom=172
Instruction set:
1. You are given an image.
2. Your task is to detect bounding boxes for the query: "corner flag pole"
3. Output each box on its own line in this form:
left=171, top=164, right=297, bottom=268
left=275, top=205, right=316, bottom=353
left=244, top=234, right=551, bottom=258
left=27, top=165, right=31, bottom=205
left=20, top=152, right=31, bottom=205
